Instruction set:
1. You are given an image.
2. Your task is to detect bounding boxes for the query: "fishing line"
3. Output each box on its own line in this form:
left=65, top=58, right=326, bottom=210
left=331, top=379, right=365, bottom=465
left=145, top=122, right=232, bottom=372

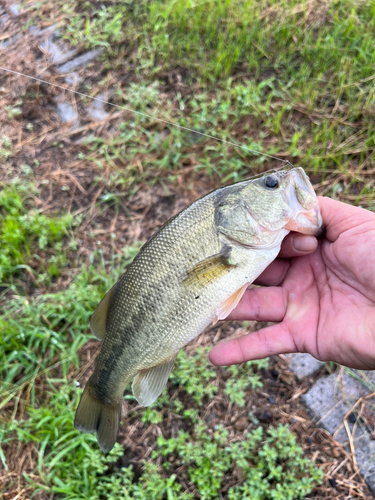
left=0, top=65, right=294, bottom=397
left=0, top=66, right=293, bottom=167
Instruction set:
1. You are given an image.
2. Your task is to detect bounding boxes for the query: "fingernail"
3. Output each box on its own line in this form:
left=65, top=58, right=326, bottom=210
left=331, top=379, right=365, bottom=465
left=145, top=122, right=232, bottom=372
left=292, top=235, right=317, bottom=253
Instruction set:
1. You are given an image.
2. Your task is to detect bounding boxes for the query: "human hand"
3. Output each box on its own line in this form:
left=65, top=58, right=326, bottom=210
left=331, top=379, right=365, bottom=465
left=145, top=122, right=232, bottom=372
left=209, top=197, right=375, bottom=370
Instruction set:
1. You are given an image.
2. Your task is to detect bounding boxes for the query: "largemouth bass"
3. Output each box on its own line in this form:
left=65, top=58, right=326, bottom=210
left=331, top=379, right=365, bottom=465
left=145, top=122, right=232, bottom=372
left=75, top=167, right=323, bottom=452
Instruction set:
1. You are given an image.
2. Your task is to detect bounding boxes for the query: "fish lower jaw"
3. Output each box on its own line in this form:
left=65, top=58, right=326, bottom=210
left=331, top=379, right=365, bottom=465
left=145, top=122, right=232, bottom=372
left=284, top=205, right=324, bottom=236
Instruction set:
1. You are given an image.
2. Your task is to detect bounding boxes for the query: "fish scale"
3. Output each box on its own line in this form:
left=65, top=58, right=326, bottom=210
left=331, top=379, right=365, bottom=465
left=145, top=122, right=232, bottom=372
left=74, top=167, right=323, bottom=452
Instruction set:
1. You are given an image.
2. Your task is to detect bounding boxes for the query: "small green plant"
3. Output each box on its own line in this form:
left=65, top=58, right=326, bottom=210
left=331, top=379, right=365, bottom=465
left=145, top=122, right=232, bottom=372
left=5, top=101, right=22, bottom=120
left=225, top=359, right=269, bottom=407
left=84, top=6, right=123, bottom=48
left=142, top=407, right=163, bottom=424
left=0, top=136, right=13, bottom=160
left=170, top=347, right=218, bottom=404
left=157, top=421, right=323, bottom=499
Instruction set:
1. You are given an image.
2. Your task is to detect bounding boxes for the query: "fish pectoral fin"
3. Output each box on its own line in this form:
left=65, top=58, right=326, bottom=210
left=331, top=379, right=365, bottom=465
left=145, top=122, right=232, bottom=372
left=132, top=354, right=178, bottom=407
left=90, top=283, right=117, bottom=340
left=214, top=283, right=249, bottom=323
left=183, top=245, right=236, bottom=288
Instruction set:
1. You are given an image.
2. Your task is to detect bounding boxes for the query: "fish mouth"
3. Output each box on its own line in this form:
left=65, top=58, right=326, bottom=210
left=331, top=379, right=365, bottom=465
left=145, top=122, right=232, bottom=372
left=284, top=203, right=324, bottom=236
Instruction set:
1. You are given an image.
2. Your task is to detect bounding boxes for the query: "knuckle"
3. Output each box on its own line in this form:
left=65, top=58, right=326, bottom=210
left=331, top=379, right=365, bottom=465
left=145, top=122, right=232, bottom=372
left=257, top=329, right=274, bottom=357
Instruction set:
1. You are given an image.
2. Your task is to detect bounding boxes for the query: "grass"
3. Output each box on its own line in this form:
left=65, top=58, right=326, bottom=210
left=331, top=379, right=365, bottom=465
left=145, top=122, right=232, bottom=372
left=60, top=0, right=375, bottom=83
left=46, top=0, right=375, bottom=197
left=4, top=1, right=375, bottom=198
left=78, top=80, right=280, bottom=190
left=0, top=244, right=141, bottom=404
left=0, top=267, right=324, bottom=497
left=2, top=0, right=375, bottom=498
left=0, top=181, right=75, bottom=284
left=0, top=220, right=322, bottom=497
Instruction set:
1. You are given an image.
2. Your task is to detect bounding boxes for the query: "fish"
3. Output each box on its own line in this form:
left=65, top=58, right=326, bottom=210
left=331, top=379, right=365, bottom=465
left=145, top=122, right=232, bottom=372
left=74, top=167, right=323, bottom=452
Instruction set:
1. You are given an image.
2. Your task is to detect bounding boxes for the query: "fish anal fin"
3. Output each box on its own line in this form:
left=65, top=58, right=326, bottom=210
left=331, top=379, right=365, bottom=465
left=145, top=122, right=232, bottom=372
left=90, top=283, right=117, bottom=340
left=214, top=283, right=249, bottom=323
left=132, top=354, right=178, bottom=407
left=74, top=384, right=121, bottom=453
left=184, top=245, right=236, bottom=288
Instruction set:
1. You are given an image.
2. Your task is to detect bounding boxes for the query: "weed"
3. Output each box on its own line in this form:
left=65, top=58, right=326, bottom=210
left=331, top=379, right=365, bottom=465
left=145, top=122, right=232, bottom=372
left=1, top=261, right=322, bottom=499
left=157, top=421, right=324, bottom=499
left=142, top=407, right=163, bottom=425
left=5, top=101, right=22, bottom=120
left=225, top=359, right=269, bottom=407
left=0, top=136, right=13, bottom=160
left=170, top=347, right=218, bottom=405
left=2, top=384, right=323, bottom=499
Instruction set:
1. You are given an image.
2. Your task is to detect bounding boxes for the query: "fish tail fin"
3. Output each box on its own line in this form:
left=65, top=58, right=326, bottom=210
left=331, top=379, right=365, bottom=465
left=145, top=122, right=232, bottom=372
left=74, top=384, right=121, bottom=453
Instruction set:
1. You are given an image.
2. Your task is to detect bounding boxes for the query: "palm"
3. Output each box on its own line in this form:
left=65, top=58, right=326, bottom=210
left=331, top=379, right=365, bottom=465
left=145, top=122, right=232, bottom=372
left=209, top=197, right=375, bottom=370
left=280, top=236, right=375, bottom=369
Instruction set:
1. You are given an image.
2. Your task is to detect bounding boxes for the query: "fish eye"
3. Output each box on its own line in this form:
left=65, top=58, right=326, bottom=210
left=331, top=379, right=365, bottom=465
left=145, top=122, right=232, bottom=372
left=264, top=175, right=279, bottom=189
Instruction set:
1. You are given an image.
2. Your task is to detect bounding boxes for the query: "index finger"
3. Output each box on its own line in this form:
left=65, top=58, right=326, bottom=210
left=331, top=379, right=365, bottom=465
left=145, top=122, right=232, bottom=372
left=209, top=322, right=296, bottom=366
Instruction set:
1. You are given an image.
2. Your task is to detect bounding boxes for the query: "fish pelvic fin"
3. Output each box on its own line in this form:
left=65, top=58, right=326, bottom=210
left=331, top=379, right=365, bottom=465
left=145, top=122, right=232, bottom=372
left=214, top=283, right=249, bottom=324
left=132, top=354, right=178, bottom=407
left=90, top=283, right=117, bottom=340
left=74, top=385, right=121, bottom=453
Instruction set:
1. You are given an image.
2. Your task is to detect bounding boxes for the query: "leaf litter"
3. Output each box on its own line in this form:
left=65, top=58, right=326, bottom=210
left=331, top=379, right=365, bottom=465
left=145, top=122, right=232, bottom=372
left=1, top=0, right=375, bottom=498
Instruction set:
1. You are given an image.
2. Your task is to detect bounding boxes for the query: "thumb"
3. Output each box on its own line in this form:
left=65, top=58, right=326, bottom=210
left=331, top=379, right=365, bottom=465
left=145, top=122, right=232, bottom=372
left=209, top=322, right=298, bottom=366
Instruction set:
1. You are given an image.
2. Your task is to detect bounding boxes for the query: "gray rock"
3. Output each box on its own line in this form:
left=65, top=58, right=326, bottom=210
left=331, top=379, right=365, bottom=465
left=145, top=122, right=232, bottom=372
left=87, top=95, right=109, bottom=121
left=64, top=72, right=82, bottom=86
left=28, top=25, right=39, bottom=34
left=302, top=369, right=375, bottom=493
left=40, top=34, right=78, bottom=64
left=55, top=101, right=78, bottom=123
left=154, top=129, right=170, bottom=144
left=58, top=49, right=102, bottom=73
left=28, top=23, right=59, bottom=37
left=355, top=433, right=375, bottom=484
left=287, top=353, right=324, bottom=380
left=9, top=4, right=20, bottom=15
left=0, top=34, right=19, bottom=49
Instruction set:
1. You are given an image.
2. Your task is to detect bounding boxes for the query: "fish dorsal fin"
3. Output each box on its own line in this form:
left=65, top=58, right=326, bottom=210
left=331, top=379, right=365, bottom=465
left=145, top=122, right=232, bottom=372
left=132, top=354, right=179, bottom=407
left=90, top=284, right=117, bottom=340
left=214, top=283, right=249, bottom=323
left=184, top=245, right=236, bottom=288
